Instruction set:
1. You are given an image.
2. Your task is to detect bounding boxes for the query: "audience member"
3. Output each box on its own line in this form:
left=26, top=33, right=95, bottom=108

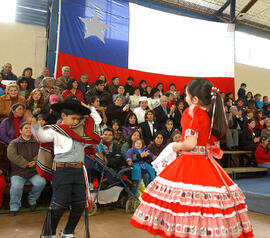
left=224, top=97, right=232, bottom=113
left=106, top=96, right=130, bottom=126
left=111, top=119, right=125, bottom=147
left=22, top=67, right=35, bottom=90
left=166, top=130, right=182, bottom=145
left=261, top=118, right=270, bottom=139
left=1, top=63, right=17, bottom=82
left=263, top=103, right=270, bottom=117
left=245, top=91, right=253, bottom=105
left=121, top=130, right=141, bottom=159
left=40, top=77, right=62, bottom=103
left=78, top=73, right=91, bottom=98
left=255, top=137, right=270, bottom=176
left=0, top=103, right=24, bottom=144
left=254, top=93, right=263, bottom=109
left=134, top=96, right=148, bottom=124
left=147, top=88, right=160, bottom=109
left=139, top=80, right=147, bottom=97
left=156, top=83, right=164, bottom=97
left=35, top=67, right=50, bottom=88
left=145, top=85, right=152, bottom=98
left=167, top=83, right=179, bottom=97
left=112, top=85, right=130, bottom=105
left=154, top=95, right=174, bottom=131
left=126, top=138, right=156, bottom=197
left=62, top=78, right=84, bottom=102
left=129, top=87, right=141, bottom=111
left=26, top=89, right=44, bottom=116
left=161, top=119, right=174, bottom=145
left=17, top=77, right=31, bottom=99
left=139, top=109, right=157, bottom=146
left=236, top=98, right=245, bottom=114
left=85, top=79, right=111, bottom=107
left=240, top=118, right=260, bottom=152
left=55, top=66, right=70, bottom=92
left=173, top=99, right=185, bottom=130
left=124, top=76, right=134, bottom=95
left=147, top=132, right=165, bottom=156
left=86, top=95, right=102, bottom=127
left=96, top=74, right=109, bottom=92
left=237, top=83, right=246, bottom=100
left=0, top=84, right=26, bottom=119
left=254, top=109, right=264, bottom=134
left=7, top=122, right=46, bottom=216
left=165, top=92, right=176, bottom=109
left=122, top=112, right=141, bottom=140
left=108, top=76, right=119, bottom=95
left=0, top=74, right=6, bottom=95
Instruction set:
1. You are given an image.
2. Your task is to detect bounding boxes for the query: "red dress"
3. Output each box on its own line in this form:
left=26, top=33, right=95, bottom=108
left=130, top=105, right=253, bottom=238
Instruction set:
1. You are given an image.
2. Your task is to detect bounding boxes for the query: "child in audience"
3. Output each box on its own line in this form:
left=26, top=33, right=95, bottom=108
left=255, top=137, right=270, bottom=176
left=126, top=138, right=156, bottom=197
left=111, top=119, right=125, bottom=147
left=166, top=129, right=182, bottom=145
left=240, top=118, right=260, bottom=151
left=254, top=109, right=265, bottom=133
left=237, top=83, right=246, bottom=100
left=147, top=132, right=165, bottom=156
left=254, top=93, right=263, bottom=109
left=161, top=119, right=174, bottom=145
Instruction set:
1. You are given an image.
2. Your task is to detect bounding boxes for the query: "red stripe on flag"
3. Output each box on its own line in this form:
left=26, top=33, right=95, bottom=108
left=56, top=52, right=235, bottom=94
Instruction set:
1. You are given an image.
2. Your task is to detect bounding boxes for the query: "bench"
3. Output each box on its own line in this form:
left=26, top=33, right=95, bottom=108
left=224, top=167, right=268, bottom=180
left=223, top=150, right=254, bottom=168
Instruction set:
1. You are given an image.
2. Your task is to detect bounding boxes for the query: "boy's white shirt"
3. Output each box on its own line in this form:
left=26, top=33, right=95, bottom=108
left=31, top=124, right=73, bottom=154
left=89, top=106, right=102, bottom=126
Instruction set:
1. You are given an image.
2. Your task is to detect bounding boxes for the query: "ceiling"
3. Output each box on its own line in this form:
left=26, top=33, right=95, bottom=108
left=150, top=0, right=270, bottom=32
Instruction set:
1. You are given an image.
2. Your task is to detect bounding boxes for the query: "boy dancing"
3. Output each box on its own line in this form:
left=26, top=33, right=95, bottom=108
left=29, top=100, right=100, bottom=238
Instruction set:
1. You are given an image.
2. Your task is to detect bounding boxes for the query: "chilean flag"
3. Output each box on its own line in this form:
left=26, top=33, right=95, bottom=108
left=55, top=0, right=235, bottom=93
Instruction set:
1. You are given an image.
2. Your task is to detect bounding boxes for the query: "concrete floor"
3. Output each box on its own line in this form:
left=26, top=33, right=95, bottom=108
left=0, top=209, right=269, bottom=238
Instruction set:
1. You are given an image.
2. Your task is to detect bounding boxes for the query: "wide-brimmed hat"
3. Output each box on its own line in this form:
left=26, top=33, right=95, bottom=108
left=51, top=99, right=90, bottom=115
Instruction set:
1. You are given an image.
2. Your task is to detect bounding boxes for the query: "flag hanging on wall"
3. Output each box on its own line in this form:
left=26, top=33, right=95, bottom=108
left=55, top=0, right=235, bottom=93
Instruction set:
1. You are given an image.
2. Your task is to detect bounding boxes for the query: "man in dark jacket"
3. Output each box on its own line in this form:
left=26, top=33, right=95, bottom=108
left=154, top=96, right=175, bottom=131
left=85, top=79, right=111, bottom=106
left=7, top=122, right=46, bottom=216
left=124, top=76, right=134, bottom=95
left=78, top=73, right=92, bottom=101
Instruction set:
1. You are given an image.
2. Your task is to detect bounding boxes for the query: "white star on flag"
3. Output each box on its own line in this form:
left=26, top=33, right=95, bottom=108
left=79, top=11, right=110, bottom=44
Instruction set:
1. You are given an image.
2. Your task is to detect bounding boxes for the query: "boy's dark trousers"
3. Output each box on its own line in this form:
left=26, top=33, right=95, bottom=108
left=41, top=166, right=86, bottom=236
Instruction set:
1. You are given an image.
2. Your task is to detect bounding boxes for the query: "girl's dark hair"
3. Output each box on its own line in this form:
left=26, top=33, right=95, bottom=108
left=243, top=118, right=255, bottom=128
left=167, top=130, right=181, bottom=144
left=66, top=78, right=77, bottom=90
left=89, top=95, right=99, bottom=105
left=155, top=83, right=164, bottom=93
left=150, top=87, right=160, bottom=98
left=111, top=119, right=121, bottom=127
left=127, top=129, right=141, bottom=146
left=254, top=109, right=263, bottom=122
left=124, top=112, right=138, bottom=127
left=153, top=131, right=163, bottom=141
left=169, top=83, right=176, bottom=90
left=17, top=76, right=28, bottom=88
left=139, top=80, right=147, bottom=86
left=187, top=78, right=228, bottom=142
left=246, top=91, right=253, bottom=98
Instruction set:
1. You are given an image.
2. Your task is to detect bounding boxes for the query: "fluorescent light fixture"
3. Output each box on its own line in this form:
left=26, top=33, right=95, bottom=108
left=0, top=0, right=16, bottom=23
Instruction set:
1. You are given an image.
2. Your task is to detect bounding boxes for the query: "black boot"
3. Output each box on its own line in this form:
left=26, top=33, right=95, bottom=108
left=63, top=201, right=86, bottom=235
left=41, top=202, right=66, bottom=237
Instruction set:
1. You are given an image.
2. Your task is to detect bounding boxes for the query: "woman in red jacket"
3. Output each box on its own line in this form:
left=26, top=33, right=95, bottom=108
left=62, top=78, right=84, bottom=102
left=255, top=136, right=270, bottom=176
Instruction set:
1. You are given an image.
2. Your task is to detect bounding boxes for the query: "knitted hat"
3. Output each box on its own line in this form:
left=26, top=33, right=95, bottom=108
left=49, top=94, right=59, bottom=103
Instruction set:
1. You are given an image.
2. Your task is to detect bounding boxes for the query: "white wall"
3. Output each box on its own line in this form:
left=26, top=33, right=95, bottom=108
left=0, top=22, right=47, bottom=78
left=235, top=63, right=270, bottom=97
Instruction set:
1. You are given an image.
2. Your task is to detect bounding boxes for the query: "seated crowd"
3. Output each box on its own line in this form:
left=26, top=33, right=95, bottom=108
left=0, top=63, right=269, bottom=214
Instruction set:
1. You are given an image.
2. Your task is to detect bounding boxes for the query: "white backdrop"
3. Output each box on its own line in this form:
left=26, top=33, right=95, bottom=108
left=128, top=3, right=235, bottom=77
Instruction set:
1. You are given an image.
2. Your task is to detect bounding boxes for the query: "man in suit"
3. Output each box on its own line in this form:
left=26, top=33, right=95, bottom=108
left=154, top=96, right=175, bottom=131
left=139, top=110, right=157, bottom=145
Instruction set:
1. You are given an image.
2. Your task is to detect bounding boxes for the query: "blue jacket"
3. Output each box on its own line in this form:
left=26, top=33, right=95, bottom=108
left=126, top=147, right=154, bottom=163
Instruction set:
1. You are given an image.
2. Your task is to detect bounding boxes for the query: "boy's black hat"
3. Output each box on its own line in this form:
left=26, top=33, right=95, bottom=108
left=51, top=99, right=90, bottom=115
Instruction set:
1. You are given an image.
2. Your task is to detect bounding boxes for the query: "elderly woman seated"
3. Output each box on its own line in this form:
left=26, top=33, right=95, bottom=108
left=40, top=77, right=62, bottom=103
left=0, top=84, right=26, bottom=120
